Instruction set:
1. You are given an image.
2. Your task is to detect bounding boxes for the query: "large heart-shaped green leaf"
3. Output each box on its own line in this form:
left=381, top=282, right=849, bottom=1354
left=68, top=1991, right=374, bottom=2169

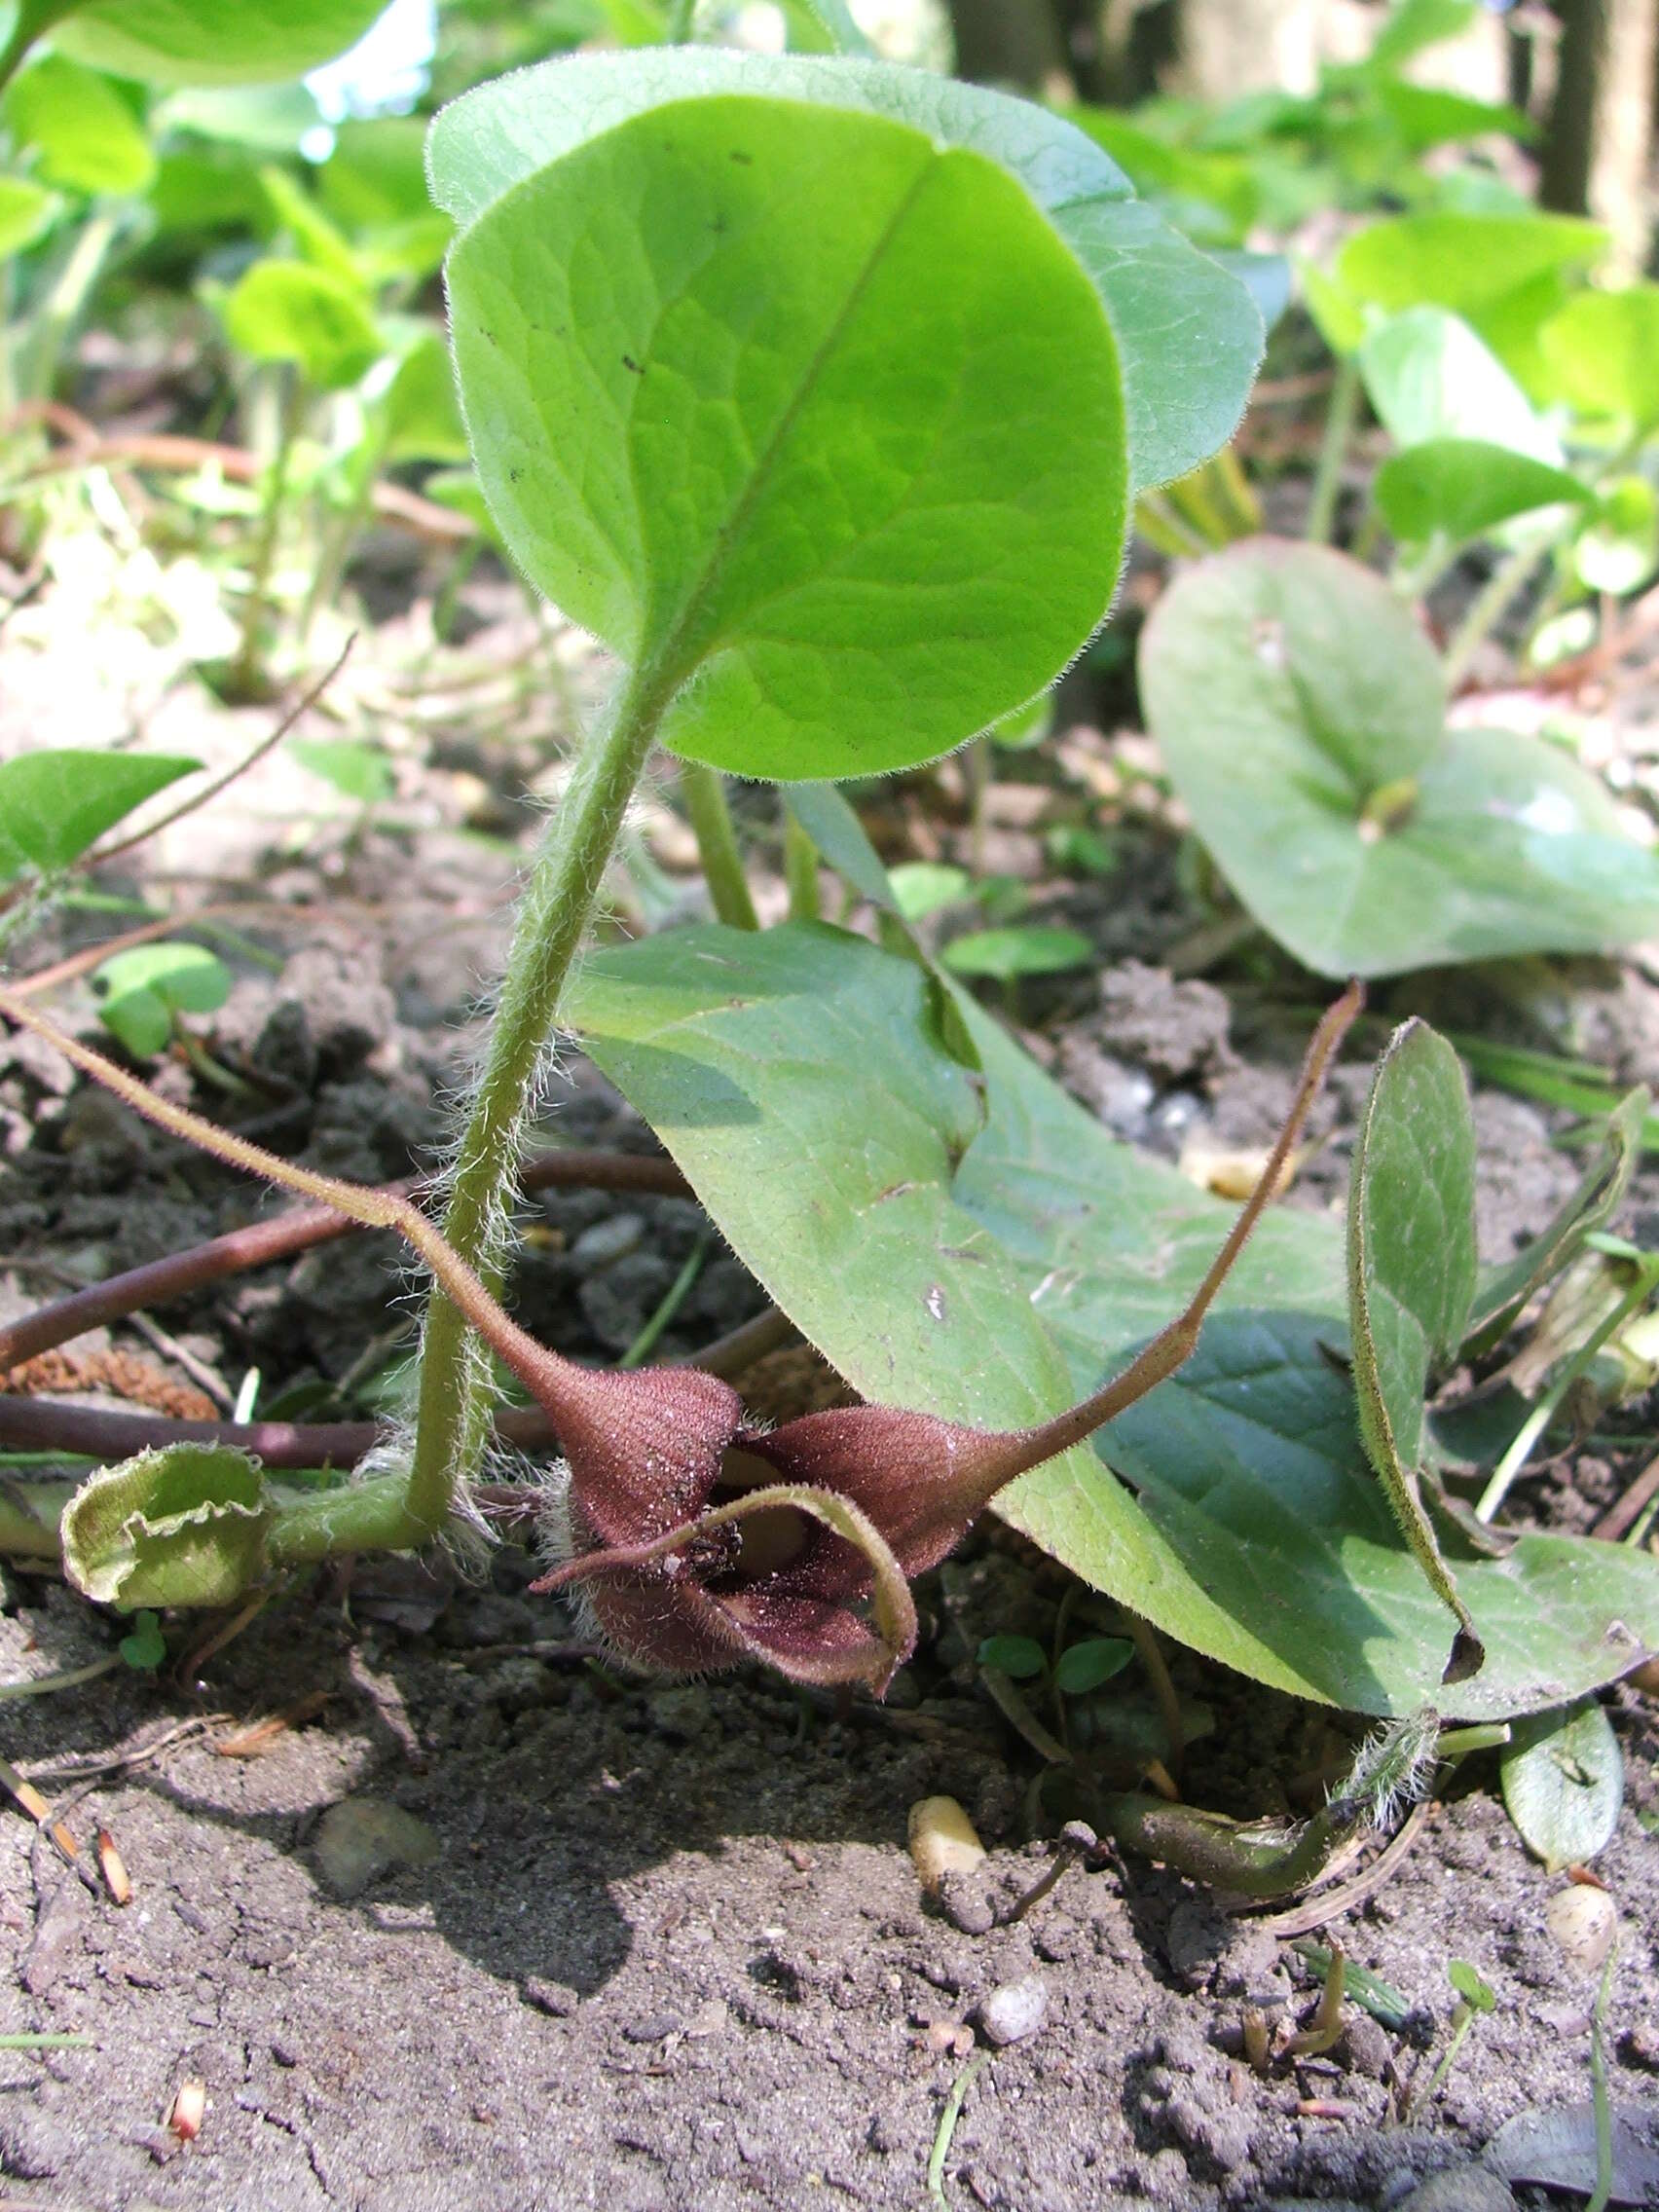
left=1138, top=539, right=1659, bottom=977
left=53, top=0, right=387, bottom=86
left=569, top=923, right=1657, bottom=1715
left=1359, top=307, right=1560, bottom=463
left=446, top=93, right=1126, bottom=781
left=428, top=49, right=1263, bottom=498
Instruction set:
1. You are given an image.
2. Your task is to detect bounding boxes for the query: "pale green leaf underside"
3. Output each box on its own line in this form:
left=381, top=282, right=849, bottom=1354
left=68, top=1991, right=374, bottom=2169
left=428, top=49, right=1261, bottom=493
left=1139, top=540, right=1659, bottom=977
left=1499, top=1698, right=1623, bottom=1868
left=447, top=95, right=1127, bottom=779
left=55, top=0, right=387, bottom=87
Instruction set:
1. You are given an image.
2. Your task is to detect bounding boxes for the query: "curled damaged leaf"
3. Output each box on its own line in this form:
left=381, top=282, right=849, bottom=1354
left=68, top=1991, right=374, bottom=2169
left=1346, top=1018, right=1484, bottom=1684
left=62, top=1444, right=272, bottom=1609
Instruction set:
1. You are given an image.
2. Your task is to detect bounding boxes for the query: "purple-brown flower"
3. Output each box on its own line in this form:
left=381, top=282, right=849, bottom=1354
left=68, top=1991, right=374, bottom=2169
left=517, top=984, right=1361, bottom=1695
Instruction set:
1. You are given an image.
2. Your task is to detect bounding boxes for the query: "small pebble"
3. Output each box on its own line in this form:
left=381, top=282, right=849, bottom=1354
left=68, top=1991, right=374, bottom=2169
left=977, top=1974, right=1049, bottom=2046
left=313, top=1800, right=439, bottom=1899
left=1545, top=1884, right=1616, bottom=1972
left=523, top=1977, right=577, bottom=2018
left=570, top=1213, right=646, bottom=1268
left=936, top=1872, right=994, bottom=1936
left=622, top=2013, right=681, bottom=2045
left=1340, top=2010, right=1392, bottom=2081
left=907, top=1796, right=985, bottom=1893
left=1394, top=2169, right=1515, bottom=2212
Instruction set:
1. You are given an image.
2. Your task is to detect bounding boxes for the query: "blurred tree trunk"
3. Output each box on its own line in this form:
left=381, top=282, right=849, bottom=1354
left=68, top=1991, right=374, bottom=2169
left=1170, top=0, right=1319, bottom=98
left=1539, top=0, right=1656, bottom=275
left=945, top=0, right=1069, bottom=91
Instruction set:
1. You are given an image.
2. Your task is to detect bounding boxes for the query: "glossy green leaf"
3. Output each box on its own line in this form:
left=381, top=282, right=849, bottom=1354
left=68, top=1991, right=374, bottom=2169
left=4, top=55, right=155, bottom=196
left=1334, top=210, right=1605, bottom=323
left=218, top=258, right=381, bottom=389
left=571, top=923, right=1656, bottom=1715
left=1500, top=1698, right=1623, bottom=1869
left=62, top=1444, right=271, bottom=1609
left=940, top=927, right=1094, bottom=982
left=1347, top=1019, right=1481, bottom=1662
left=1062, top=107, right=1258, bottom=246
left=978, top=1634, right=1046, bottom=1680
left=93, top=940, right=231, bottom=1058
left=1538, top=284, right=1659, bottom=433
left=1375, top=81, right=1530, bottom=156
left=0, top=174, right=59, bottom=253
left=1138, top=540, right=1659, bottom=977
left=0, top=749, right=198, bottom=882
left=318, top=116, right=431, bottom=230
left=55, top=0, right=389, bottom=87
left=1101, top=1309, right=1658, bottom=1718
left=1376, top=438, right=1590, bottom=547
left=889, top=863, right=972, bottom=922
left=1360, top=307, right=1561, bottom=463
left=447, top=93, right=1126, bottom=780
left=428, top=48, right=1263, bottom=495
left=1052, top=1636, right=1133, bottom=1695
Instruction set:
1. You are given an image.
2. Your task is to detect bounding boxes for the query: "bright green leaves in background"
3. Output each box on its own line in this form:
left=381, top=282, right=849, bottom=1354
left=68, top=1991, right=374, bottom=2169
left=219, top=258, right=382, bottom=390
left=433, top=51, right=1266, bottom=779
left=446, top=95, right=1126, bottom=780
left=3, top=54, right=154, bottom=195
left=1138, top=540, right=1659, bottom=977
left=49, top=0, right=388, bottom=87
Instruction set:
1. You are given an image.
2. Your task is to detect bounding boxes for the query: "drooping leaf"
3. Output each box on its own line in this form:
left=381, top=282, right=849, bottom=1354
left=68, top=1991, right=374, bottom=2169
left=427, top=48, right=1263, bottom=495
left=1500, top=1697, right=1623, bottom=1869
left=1137, top=540, right=1659, bottom=977
left=445, top=92, right=1127, bottom=780
left=55, top=0, right=389, bottom=88
left=1376, top=438, right=1590, bottom=547
left=570, top=923, right=1657, bottom=1716
left=0, top=749, right=198, bottom=882
left=1347, top=1018, right=1481, bottom=1667
left=92, top=940, right=232, bottom=1058
left=218, top=258, right=381, bottom=389
left=62, top=1444, right=272, bottom=1609
left=3, top=55, right=156, bottom=197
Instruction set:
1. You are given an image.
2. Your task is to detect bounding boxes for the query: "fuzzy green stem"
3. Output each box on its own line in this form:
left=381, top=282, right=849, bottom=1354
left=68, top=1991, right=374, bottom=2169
left=1440, top=534, right=1550, bottom=692
left=266, top=1473, right=426, bottom=1563
left=679, top=759, right=759, bottom=929
left=1306, top=354, right=1361, bottom=546
left=230, top=365, right=302, bottom=700
left=405, top=661, right=677, bottom=1527
left=783, top=808, right=821, bottom=922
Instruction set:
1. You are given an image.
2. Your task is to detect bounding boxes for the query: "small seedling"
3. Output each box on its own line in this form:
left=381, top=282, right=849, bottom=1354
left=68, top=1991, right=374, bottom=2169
left=1415, top=1959, right=1497, bottom=2114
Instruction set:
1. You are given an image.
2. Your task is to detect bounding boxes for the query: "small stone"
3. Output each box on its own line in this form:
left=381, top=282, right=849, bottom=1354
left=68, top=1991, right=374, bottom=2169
left=313, top=1799, right=439, bottom=1899
left=523, top=1977, right=577, bottom=2018
left=570, top=1213, right=646, bottom=1268
left=622, top=2013, right=682, bottom=2045
left=936, top=1873, right=994, bottom=1936
left=646, top=1685, right=710, bottom=1741
left=1394, top=2170, right=1516, bottom=2212
left=1546, top=1885, right=1616, bottom=1972
left=977, top=1975, right=1049, bottom=2046
left=1340, top=2010, right=1392, bottom=2081
left=907, top=1796, right=985, bottom=1893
